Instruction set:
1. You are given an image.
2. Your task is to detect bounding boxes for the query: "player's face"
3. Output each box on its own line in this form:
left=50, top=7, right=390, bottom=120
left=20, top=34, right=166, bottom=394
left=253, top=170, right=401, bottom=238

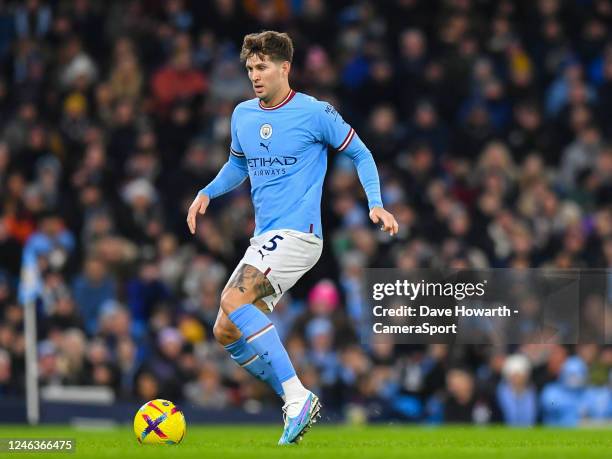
left=245, top=54, right=289, bottom=102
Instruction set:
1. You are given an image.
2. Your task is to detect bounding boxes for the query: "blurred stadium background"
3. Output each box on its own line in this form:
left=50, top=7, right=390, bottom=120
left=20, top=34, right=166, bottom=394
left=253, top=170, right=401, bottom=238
left=0, top=0, right=611, bottom=429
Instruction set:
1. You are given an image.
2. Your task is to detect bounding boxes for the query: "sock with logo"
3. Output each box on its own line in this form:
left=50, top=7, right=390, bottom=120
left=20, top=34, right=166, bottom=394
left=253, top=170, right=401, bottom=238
left=228, top=304, right=310, bottom=411
left=224, top=335, right=285, bottom=400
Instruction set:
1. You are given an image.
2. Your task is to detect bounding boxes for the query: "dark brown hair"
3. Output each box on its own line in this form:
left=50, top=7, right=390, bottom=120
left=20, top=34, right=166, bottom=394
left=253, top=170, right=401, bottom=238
left=240, top=31, right=294, bottom=63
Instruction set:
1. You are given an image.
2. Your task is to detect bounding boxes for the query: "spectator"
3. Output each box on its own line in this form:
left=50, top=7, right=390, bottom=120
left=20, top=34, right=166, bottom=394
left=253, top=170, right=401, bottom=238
left=559, top=123, right=602, bottom=191
left=151, top=49, right=207, bottom=115
left=540, top=356, right=589, bottom=426
left=443, top=368, right=495, bottom=424
left=72, top=258, right=116, bottom=336
left=143, top=327, right=185, bottom=401
left=184, top=362, right=229, bottom=408
left=134, top=371, right=160, bottom=402
left=496, top=354, right=537, bottom=426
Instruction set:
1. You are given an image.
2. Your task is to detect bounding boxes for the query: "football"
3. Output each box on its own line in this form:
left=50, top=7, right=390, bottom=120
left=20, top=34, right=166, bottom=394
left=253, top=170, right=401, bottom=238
left=133, top=399, right=186, bottom=445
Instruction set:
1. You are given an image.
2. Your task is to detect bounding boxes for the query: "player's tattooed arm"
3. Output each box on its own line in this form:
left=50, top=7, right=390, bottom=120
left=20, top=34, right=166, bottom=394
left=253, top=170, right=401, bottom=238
left=227, top=264, right=275, bottom=300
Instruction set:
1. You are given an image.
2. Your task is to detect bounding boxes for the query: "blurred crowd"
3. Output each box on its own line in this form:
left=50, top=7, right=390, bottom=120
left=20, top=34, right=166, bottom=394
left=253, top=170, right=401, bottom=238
left=0, top=0, right=612, bottom=426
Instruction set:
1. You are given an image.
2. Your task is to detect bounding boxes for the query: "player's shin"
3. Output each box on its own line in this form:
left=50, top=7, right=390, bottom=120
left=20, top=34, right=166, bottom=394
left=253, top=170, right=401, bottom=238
left=224, top=335, right=285, bottom=400
left=228, top=304, right=309, bottom=408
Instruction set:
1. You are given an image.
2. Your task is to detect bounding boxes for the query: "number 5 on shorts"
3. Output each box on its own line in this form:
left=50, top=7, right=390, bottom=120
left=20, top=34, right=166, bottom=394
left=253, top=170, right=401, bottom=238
left=262, top=235, right=284, bottom=251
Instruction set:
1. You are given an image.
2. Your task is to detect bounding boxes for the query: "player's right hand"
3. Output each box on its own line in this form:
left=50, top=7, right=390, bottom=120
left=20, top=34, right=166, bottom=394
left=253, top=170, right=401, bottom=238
left=187, top=192, right=210, bottom=234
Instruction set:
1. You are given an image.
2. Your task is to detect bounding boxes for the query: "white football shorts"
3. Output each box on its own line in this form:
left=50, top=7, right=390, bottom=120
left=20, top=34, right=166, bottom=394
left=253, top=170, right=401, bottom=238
left=226, top=229, right=323, bottom=311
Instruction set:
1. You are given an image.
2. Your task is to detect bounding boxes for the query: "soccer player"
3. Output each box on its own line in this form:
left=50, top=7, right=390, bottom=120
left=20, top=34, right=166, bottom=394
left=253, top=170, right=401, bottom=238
left=186, top=31, right=398, bottom=444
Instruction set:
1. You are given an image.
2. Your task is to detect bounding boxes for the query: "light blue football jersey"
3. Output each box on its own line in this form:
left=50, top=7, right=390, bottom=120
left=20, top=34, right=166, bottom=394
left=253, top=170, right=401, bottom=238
left=229, top=90, right=373, bottom=238
left=201, top=89, right=382, bottom=238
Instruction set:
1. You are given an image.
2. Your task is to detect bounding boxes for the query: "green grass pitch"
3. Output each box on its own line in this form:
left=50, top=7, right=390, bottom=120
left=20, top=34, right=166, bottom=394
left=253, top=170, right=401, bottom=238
left=1, top=424, right=611, bottom=458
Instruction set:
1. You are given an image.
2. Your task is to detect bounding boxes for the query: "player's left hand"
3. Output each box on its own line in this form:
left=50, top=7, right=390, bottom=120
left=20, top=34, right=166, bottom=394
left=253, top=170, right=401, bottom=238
left=369, top=207, right=399, bottom=236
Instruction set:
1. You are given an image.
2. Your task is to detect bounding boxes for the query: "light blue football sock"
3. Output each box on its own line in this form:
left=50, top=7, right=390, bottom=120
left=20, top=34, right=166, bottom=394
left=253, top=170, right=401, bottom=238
left=224, top=335, right=285, bottom=398
left=228, top=304, right=297, bottom=384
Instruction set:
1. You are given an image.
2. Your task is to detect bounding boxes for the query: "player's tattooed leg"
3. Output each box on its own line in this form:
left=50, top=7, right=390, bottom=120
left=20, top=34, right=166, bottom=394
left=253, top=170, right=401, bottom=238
left=226, top=264, right=275, bottom=301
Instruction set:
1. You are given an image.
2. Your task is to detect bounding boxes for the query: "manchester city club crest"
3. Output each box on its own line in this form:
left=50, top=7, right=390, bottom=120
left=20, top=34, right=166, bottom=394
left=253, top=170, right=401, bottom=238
left=260, top=123, right=272, bottom=139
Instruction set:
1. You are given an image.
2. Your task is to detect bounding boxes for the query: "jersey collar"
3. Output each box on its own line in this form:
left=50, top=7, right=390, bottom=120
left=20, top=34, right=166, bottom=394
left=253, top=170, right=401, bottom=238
left=258, top=89, right=296, bottom=111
